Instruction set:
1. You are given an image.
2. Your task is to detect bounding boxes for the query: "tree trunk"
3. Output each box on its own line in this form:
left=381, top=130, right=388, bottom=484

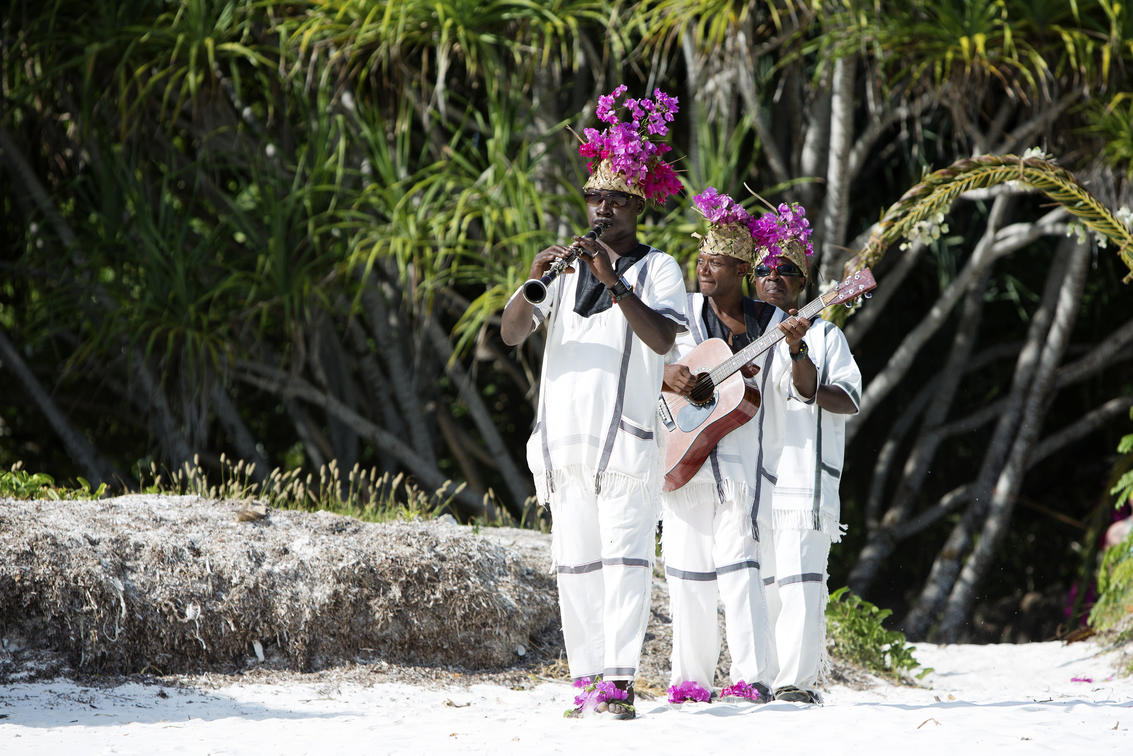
left=902, top=245, right=1076, bottom=638
left=934, top=238, right=1091, bottom=640
left=847, top=200, right=1069, bottom=444
left=816, top=55, right=857, bottom=285
left=234, top=359, right=487, bottom=515
left=848, top=266, right=993, bottom=595
left=0, top=328, right=116, bottom=485
left=210, top=382, right=270, bottom=482
left=363, top=280, right=437, bottom=468
left=309, top=317, right=360, bottom=472
left=424, top=317, right=533, bottom=517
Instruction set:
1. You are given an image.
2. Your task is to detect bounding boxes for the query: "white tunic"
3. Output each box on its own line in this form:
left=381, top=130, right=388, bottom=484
left=516, top=247, right=689, bottom=504
left=768, top=318, right=862, bottom=541
left=661, top=293, right=791, bottom=536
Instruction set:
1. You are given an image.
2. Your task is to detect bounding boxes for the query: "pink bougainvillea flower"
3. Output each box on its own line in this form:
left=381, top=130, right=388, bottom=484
left=578, top=86, right=683, bottom=204
left=667, top=680, right=712, bottom=703
left=720, top=680, right=762, bottom=701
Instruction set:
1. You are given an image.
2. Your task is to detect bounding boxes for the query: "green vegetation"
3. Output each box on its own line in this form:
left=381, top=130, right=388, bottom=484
left=0, top=463, right=107, bottom=500
left=3, top=0, right=1132, bottom=641
left=1090, top=532, right=1133, bottom=642
left=826, top=587, right=927, bottom=683
left=1, top=458, right=477, bottom=525
left=1088, top=409, right=1133, bottom=648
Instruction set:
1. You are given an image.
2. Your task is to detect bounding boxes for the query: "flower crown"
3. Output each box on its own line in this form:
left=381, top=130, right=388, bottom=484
left=691, top=187, right=760, bottom=263
left=578, top=85, right=682, bottom=203
left=753, top=201, right=814, bottom=272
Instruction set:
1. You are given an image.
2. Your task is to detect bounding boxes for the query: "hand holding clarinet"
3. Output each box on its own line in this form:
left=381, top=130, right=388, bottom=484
left=522, top=221, right=612, bottom=303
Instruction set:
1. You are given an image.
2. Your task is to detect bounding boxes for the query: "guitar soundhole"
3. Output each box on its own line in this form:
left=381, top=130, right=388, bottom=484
left=688, top=373, right=715, bottom=405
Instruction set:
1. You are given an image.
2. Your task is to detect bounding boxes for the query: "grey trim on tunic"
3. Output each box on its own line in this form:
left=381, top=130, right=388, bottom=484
left=831, top=379, right=861, bottom=409
left=604, top=666, right=636, bottom=677
left=558, top=556, right=651, bottom=574
left=777, top=572, right=825, bottom=586
left=751, top=344, right=777, bottom=542
left=810, top=337, right=827, bottom=531
left=556, top=560, right=604, bottom=575
left=618, top=420, right=653, bottom=440
left=593, top=260, right=653, bottom=493
left=665, top=560, right=761, bottom=582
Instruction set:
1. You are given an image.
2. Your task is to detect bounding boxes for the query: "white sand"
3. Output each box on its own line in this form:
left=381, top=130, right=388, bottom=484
left=2, top=640, right=1130, bottom=755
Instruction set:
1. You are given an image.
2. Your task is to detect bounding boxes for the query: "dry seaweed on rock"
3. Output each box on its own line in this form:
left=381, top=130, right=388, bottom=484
left=0, top=496, right=559, bottom=677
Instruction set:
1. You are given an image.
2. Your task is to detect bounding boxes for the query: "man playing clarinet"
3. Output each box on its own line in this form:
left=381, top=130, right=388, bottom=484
left=500, top=85, right=688, bottom=719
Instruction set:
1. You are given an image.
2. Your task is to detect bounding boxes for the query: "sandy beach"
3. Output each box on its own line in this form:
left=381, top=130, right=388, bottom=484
left=2, top=638, right=1130, bottom=755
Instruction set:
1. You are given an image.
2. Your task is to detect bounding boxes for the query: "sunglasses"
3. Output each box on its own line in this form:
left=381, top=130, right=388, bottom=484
left=583, top=190, right=634, bottom=208
left=753, top=262, right=805, bottom=278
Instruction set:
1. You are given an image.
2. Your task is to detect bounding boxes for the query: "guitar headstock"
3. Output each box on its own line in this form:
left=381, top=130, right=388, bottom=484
left=821, top=268, right=877, bottom=308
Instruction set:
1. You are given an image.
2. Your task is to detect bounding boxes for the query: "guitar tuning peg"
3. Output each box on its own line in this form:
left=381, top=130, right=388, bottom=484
left=863, top=292, right=872, bottom=299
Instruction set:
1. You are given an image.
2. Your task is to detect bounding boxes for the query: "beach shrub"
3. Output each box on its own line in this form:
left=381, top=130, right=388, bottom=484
left=1090, top=529, right=1133, bottom=639
left=1087, top=411, right=1133, bottom=644
left=826, top=587, right=926, bottom=682
left=0, top=463, right=105, bottom=500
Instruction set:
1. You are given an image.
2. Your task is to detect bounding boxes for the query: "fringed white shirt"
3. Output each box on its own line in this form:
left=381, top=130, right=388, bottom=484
left=661, top=293, right=791, bottom=540
left=768, top=318, right=862, bottom=541
left=514, top=247, right=689, bottom=504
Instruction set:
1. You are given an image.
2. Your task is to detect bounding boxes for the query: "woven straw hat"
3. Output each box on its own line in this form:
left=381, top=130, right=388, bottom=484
left=583, top=159, right=645, bottom=198
left=698, top=222, right=756, bottom=264
left=757, top=237, right=809, bottom=275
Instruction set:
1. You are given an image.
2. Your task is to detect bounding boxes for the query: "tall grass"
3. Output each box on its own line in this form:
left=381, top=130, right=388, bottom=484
left=1, top=457, right=541, bottom=529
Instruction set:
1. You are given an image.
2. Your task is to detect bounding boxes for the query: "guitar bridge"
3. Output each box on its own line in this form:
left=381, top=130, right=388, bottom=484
left=657, top=396, right=676, bottom=431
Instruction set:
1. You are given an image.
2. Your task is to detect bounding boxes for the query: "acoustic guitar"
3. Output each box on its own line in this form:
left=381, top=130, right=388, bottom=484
left=658, top=268, right=876, bottom=492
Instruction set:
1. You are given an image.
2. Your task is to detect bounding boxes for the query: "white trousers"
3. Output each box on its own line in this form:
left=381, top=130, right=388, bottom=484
left=763, top=526, right=831, bottom=691
left=662, top=497, right=776, bottom=689
left=549, top=475, right=659, bottom=682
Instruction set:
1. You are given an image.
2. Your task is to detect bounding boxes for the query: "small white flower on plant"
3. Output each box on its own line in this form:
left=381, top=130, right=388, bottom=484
left=900, top=211, right=949, bottom=250
left=1066, top=221, right=1090, bottom=245
left=1066, top=221, right=1109, bottom=247
left=1021, top=146, right=1052, bottom=161
left=1115, top=206, right=1133, bottom=231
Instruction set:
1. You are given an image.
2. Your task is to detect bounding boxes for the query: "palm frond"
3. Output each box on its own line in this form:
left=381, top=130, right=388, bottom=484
left=849, top=153, right=1133, bottom=283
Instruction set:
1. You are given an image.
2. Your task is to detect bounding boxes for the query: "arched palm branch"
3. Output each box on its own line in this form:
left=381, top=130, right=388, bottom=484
left=841, top=153, right=1133, bottom=294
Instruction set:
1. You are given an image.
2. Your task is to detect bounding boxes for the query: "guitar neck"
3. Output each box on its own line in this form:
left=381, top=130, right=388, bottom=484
left=709, top=295, right=828, bottom=385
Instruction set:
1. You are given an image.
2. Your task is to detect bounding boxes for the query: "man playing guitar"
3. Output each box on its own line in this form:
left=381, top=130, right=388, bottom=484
left=659, top=188, right=794, bottom=704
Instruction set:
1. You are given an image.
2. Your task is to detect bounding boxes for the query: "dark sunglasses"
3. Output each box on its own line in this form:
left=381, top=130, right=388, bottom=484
left=583, top=190, right=634, bottom=208
left=753, top=262, right=805, bottom=278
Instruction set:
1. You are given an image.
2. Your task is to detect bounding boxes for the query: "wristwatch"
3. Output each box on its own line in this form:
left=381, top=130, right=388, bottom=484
left=607, top=278, right=633, bottom=303
left=790, top=341, right=809, bottom=362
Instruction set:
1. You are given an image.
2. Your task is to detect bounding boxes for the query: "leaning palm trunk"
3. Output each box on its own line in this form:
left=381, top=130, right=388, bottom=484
left=847, top=196, right=1059, bottom=442
left=0, top=329, right=114, bottom=485
left=901, top=247, right=1078, bottom=638
left=933, top=238, right=1092, bottom=641
left=847, top=265, right=994, bottom=596
left=0, top=125, right=195, bottom=472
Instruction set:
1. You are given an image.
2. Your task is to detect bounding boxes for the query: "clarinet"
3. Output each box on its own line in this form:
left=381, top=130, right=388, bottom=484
left=521, top=221, right=611, bottom=304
